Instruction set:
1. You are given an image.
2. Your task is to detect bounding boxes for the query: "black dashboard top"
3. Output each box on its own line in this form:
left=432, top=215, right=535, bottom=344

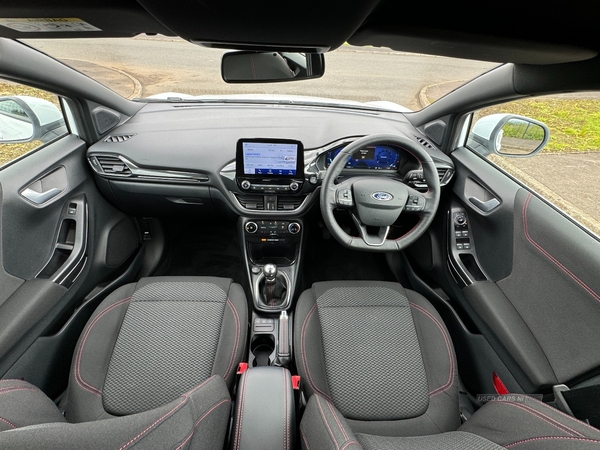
left=87, top=101, right=454, bottom=217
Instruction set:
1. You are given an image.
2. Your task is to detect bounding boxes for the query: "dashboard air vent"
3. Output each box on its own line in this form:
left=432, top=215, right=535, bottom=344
left=95, top=155, right=132, bottom=176
left=437, top=168, right=454, bottom=185
left=414, top=135, right=434, bottom=150
left=235, top=194, right=265, bottom=210
left=104, top=134, right=135, bottom=143
left=277, top=196, right=306, bottom=211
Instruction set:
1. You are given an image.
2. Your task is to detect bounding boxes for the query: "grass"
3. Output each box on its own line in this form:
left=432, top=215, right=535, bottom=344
left=0, top=82, right=60, bottom=166
left=476, top=99, right=600, bottom=153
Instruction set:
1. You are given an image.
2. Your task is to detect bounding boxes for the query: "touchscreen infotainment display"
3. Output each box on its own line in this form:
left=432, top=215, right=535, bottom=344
left=237, top=139, right=303, bottom=178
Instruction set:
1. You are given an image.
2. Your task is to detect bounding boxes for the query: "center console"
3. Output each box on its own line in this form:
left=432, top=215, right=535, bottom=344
left=234, top=138, right=307, bottom=371
left=236, top=138, right=306, bottom=314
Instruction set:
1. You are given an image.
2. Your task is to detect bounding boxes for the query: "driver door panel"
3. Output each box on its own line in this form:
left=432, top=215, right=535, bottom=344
left=448, top=147, right=600, bottom=392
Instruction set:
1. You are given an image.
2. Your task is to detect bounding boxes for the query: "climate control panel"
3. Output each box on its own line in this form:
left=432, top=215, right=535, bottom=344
left=238, top=179, right=303, bottom=193
left=244, top=219, right=302, bottom=243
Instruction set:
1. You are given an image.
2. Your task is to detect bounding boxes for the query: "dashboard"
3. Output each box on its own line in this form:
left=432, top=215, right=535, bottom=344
left=86, top=101, right=454, bottom=218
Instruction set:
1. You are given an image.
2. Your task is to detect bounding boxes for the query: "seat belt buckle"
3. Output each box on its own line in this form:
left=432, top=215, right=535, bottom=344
left=292, top=375, right=301, bottom=390
left=237, top=362, right=249, bottom=375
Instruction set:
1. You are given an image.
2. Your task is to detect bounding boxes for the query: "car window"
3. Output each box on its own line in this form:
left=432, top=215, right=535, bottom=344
left=466, top=93, right=600, bottom=236
left=0, top=79, right=68, bottom=167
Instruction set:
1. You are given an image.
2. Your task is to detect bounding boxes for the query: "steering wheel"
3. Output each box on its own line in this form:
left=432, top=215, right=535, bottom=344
left=320, top=134, right=441, bottom=252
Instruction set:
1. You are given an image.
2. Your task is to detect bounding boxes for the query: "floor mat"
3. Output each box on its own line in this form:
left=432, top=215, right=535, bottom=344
left=300, top=222, right=397, bottom=291
left=155, top=219, right=250, bottom=295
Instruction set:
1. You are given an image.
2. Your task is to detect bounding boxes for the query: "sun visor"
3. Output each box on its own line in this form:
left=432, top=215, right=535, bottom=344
left=349, top=26, right=598, bottom=65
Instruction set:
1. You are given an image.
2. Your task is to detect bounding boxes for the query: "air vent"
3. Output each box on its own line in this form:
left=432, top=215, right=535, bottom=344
left=414, top=135, right=434, bottom=150
left=277, top=196, right=306, bottom=211
left=95, top=155, right=132, bottom=176
left=104, top=134, right=135, bottom=143
left=235, top=194, right=265, bottom=210
left=437, top=168, right=454, bottom=185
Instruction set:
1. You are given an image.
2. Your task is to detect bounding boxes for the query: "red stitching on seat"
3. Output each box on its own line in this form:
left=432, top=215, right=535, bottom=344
left=223, top=299, right=241, bottom=381
left=74, top=297, right=131, bottom=396
left=0, top=387, right=37, bottom=395
left=340, top=442, right=361, bottom=450
left=517, top=395, right=600, bottom=436
left=410, top=302, right=455, bottom=397
left=505, top=436, right=600, bottom=448
left=173, top=398, right=231, bottom=450
left=185, top=375, right=217, bottom=397
left=301, top=303, right=332, bottom=401
left=300, top=427, right=312, bottom=450
left=0, top=417, right=16, bottom=429
left=193, top=398, right=231, bottom=428
left=315, top=395, right=340, bottom=448
left=497, top=401, right=582, bottom=437
left=522, top=193, right=600, bottom=305
left=119, top=394, right=188, bottom=450
left=283, top=368, right=289, bottom=450
left=325, top=398, right=349, bottom=442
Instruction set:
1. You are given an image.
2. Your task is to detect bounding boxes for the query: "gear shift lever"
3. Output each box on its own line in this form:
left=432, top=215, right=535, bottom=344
left=263, top=263, right=277, bottom=283
left=260, top=264, right=287, bottom=307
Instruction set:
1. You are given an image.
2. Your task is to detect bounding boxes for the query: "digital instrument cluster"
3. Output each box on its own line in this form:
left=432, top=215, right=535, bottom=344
left=324, top=145, right=400, bottom=170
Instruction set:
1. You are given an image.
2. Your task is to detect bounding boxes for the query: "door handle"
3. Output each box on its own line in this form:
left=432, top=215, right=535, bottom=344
left=21, top=187, right=62, bottom=204
left=469, top=196, right=500, bottom=212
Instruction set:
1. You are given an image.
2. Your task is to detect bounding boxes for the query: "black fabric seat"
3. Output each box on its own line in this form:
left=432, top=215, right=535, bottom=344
left=0, top=276, right=247, bottom=449
left=295, top=281, right=600, bottom=449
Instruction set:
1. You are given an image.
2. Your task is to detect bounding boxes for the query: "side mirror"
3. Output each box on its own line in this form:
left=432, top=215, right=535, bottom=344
left=468, top=114, right=549, bottom=158
left=222, top=51, right=325, bottom=83
left=0, top=96, right=67, bottom=144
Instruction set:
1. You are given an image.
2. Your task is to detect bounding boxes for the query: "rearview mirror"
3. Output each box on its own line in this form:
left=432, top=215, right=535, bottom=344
left=0, top=96, right=67, bottom=144
left=468, top=114, right=550, bottom=158
left=222, top=51, right=325, bottom=83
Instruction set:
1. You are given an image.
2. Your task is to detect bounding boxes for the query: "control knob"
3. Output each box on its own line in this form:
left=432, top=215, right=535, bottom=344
left=245, top=221, right=258, bottom=234
left=289, top=181, right=299, bottom=192
left=288, top=222, right=301, bottom=234
left=240, top=180, right=251, bottom=190
left=454, top=214, right=467, bottom=226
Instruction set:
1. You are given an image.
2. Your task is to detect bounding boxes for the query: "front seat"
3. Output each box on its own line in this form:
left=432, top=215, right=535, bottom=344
left=295, top=281, right=600, bottom=449
left=0, top=276, right=247, bottom=449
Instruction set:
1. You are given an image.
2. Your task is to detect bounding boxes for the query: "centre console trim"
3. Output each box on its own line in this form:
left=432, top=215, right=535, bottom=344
left=239, top=216, right=305, bottom=312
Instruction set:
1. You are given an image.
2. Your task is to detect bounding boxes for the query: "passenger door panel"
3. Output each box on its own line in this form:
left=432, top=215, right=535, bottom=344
left=449, top=146, right=600, bottom=392
left=0, top=134, right=140, bottom=386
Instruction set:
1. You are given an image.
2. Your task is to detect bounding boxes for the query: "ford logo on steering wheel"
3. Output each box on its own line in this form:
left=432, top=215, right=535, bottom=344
left=371, top=191, right=393, bottom=201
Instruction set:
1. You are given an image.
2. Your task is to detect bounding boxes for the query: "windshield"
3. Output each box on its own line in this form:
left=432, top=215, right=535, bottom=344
left=23, top=35, right=497, bottom=111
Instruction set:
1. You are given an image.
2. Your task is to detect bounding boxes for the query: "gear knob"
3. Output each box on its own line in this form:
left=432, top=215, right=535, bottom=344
left=263, top=264, right=277, bottom=282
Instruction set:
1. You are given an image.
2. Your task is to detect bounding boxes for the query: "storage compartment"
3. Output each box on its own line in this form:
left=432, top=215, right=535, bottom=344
left=106, top=180, right=217, bottom=216
left=233, top=367, right=295, bottom=450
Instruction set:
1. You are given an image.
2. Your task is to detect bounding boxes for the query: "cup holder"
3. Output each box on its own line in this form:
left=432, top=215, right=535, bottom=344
left=251, top=334, right=275, bottom=367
